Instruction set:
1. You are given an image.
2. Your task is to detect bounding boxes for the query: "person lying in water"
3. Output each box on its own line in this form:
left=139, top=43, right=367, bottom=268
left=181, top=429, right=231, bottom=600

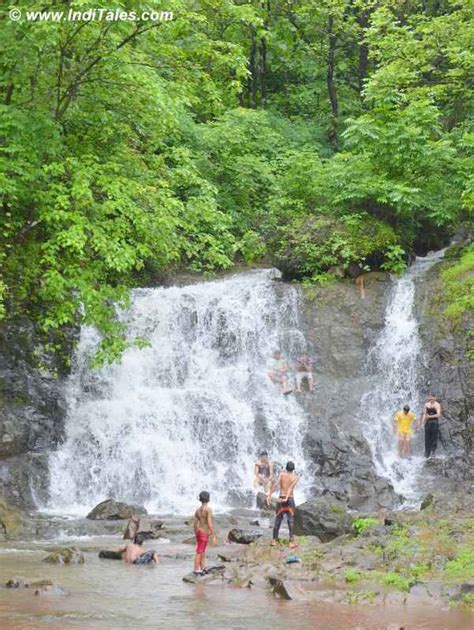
left=117, top=532, right=160, bottom=565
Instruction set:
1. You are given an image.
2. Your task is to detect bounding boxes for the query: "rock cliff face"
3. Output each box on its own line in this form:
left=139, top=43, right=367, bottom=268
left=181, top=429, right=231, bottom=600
left=0, top=321, right=69, bottom=507
left=415, top=261, right=473, bottom=486
left=286, top=272, right=400, bottom=512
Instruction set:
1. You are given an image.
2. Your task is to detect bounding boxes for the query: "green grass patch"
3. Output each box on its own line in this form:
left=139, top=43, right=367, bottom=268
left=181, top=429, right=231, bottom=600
left=382, top=572, right=412, bottom=592
left=353, top=517, right=379, bottom=535
left=444, top=549, right=474, bottom=580
left=344, top=568, right=362, bottom=583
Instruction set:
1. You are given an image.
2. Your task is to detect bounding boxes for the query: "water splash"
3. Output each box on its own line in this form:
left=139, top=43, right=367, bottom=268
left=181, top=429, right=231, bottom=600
left=47, top=270, right=310, bottom=516
left=362, top=250, right=446, bottom=504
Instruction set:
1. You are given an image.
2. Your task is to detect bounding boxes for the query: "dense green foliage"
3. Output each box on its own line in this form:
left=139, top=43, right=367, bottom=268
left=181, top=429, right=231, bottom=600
left=1, top=0, right=472, bottom=360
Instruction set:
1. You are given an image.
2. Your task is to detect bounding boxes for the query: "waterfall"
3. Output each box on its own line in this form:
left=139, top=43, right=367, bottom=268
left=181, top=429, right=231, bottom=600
left=362, top=250, right=446, bottom=504
left=47, top=270, right=310, bottom=515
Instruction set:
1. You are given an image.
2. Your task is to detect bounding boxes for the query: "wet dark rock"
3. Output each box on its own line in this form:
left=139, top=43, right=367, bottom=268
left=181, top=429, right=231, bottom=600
left=99, top=550, right=122, bottom=560
left=415, top=258, right=473, bottom=485
left=35, top=584, right=69, bottom=596
left=293, top=497, right=353, bottom=542
left=267, top=575, right=292, bottom=600
left=182, top=566, right=226, bottom=584
left=420, top=493, right=434, bottom=510
left=228, top=528, right=263, bottom=544
left=126, top=516, right=164, bottom=540
left=87, top=499, right=147, bottom=521
left=0, top=319, right=71, bottom=507
left=43, top=547, right=85, bottom=565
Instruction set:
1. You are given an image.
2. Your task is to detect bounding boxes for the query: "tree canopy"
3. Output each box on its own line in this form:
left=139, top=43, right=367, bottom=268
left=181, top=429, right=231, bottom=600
left=1, top=0, right=472, bottom=361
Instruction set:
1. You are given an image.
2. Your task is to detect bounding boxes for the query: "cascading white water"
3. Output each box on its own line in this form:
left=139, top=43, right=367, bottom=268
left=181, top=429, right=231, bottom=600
left=47, top=270, right=311, bottom=515
left=362, top=251, right=446, bottom=504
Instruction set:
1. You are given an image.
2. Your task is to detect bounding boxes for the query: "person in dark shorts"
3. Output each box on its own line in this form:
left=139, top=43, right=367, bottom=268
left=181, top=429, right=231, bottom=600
left=267, top=461, right=299, bottom=549
left=118, top=532, right=159, bottom=564
left=421, top=394, right=442, bottom=458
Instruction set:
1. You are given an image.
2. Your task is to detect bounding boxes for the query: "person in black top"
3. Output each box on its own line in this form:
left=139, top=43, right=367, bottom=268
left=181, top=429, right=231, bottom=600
left=421, top=395, right=442, bottom=458
left=254, top=451, right=273, bottom=493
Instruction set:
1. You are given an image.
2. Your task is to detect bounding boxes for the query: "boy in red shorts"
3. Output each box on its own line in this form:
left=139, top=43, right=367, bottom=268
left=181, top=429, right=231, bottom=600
left=193, top=490, right=218, bottom=576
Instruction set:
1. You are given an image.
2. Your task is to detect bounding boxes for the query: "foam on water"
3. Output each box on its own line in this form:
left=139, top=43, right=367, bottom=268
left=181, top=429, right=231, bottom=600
left=362, top=250, right=446, bottom=505
left=47, top=270, right=310, bottom=516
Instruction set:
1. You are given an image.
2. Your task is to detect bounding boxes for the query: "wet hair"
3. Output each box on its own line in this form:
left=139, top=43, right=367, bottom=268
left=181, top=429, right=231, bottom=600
left=428, top=394, right=436, bottom=399
left=286, top=461, right=295, bottom=472
left=259, top=450, right=268, bottom=457
left=134, top=533, right=146, bottom=546
left=199, top=491, right=210, bottom=503
left=403, top=405, right=410, bottom=412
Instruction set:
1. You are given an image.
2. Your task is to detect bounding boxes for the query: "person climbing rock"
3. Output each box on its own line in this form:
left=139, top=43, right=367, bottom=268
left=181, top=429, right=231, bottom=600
left=294, top=353, right=314, bottom=393
left=267, top=461, right=299, bottom=548
left=117, top=533, right=159, bottom=564
left=193, top=491, right=217, bottom=576
left=393, top=405, right=416, bottom=457
left=421, top=395, right=442, bottom=458
left=267, top=350, right=292, bottom=394
left=254, top=451, right=274, bottom=493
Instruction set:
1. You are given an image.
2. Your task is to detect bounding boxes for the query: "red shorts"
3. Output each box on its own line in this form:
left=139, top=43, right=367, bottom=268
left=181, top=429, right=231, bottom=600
left=195, top=530, right=209, bottom=554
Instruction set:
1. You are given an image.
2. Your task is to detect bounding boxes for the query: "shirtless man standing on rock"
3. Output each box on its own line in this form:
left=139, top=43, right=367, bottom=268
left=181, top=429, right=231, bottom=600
left=267, top=461, right=299, bottom=548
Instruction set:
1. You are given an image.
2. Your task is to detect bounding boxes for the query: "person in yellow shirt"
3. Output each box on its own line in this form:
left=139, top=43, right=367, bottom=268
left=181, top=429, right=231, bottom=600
left=393, top=405, right=416, bottom=457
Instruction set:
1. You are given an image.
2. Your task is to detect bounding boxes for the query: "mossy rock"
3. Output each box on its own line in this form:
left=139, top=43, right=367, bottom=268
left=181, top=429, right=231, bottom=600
left=43, top=547, right=85, bottom=565
left=0, top=496, right=23, bottom=539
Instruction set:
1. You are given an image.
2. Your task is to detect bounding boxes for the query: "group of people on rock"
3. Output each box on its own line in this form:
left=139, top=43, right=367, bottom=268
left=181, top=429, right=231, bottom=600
left=267, top=349, right=314, bottom=395
left=393, top=394, right=442, bottom=458
left=115, top=396, right=443, bottom=572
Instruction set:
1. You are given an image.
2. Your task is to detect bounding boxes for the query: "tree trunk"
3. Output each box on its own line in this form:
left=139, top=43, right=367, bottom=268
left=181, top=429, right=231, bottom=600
left=326, top=15, right=338, bottom=149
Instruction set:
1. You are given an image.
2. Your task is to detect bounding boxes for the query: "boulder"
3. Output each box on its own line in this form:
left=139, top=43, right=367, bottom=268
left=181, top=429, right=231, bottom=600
left=256, top=492, right=276, bottom=511
left=182, top=566, right=226, bottom=584
left=228, top=528, right=263, bottom=545
left=5, top=576, right=68, bottom=595
left=86, top=499, right=147, bottom=521
left=0, top=495, right=23, bottom=539
left=293, top=498, right=353, bottom=542
left=136, top=516, right=164, bottom=540
left=420, top=493, right=434, bottom=510
left=35, top=584, right=69, bottom=596
left=43, top=547, right=85, bottom=565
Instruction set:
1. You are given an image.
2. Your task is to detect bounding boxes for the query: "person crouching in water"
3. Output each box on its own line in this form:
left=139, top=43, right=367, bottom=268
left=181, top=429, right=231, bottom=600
left=193, top=491, right=217, bottom=576
left=267, top=461, right=299, bottom=548
left=393, top=404, right=416, bottom=457
left=118, top=532, right=160, bottom=564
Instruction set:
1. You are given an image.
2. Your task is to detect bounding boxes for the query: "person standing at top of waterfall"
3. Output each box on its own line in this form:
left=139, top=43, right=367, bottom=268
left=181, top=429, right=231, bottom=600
left=421, top=395, right=442, bottom=458
left=254, top=451, right=274, bottom=493
left=294, top=353, right=314, bottom=393
left=193, top=491, right=217, bottom=576
left=393, top=405, right=416, bottom=457
left=267, top=350, right=292, bottom=394
left=267, top=461, right=299, bottom=548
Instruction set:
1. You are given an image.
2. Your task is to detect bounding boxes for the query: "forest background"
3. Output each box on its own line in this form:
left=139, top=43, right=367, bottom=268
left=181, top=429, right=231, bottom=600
left=1, top=0, right=472, bottom=362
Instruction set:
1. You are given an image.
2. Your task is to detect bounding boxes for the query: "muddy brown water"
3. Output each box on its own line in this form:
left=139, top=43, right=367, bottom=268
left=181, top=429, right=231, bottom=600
left=0, top=534, right=472, bottom=629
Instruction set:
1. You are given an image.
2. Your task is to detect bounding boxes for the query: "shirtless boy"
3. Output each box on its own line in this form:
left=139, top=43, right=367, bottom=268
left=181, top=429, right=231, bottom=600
left=193, top=491, right=218, bottom=576
left=267, top=461, right=299, bottom=548
left=118, top=532, right=160, bottom=564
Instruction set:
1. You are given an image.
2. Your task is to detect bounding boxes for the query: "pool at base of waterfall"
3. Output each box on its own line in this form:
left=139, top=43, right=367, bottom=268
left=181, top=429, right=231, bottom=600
left=0, top=518, right=472, bottom=630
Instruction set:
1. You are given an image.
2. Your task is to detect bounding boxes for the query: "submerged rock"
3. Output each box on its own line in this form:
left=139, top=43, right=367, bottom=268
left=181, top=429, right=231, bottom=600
left=5, top=576, right=68, bottom=595
left=87, top=499, right=147, bottom=521
left=228, top=528, right=263, bottom=544
left=99, top=550, right=122, bottom=560
left=43, top=547, right=85, bottom=565
left=293, top=497, right=353, bottom=542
